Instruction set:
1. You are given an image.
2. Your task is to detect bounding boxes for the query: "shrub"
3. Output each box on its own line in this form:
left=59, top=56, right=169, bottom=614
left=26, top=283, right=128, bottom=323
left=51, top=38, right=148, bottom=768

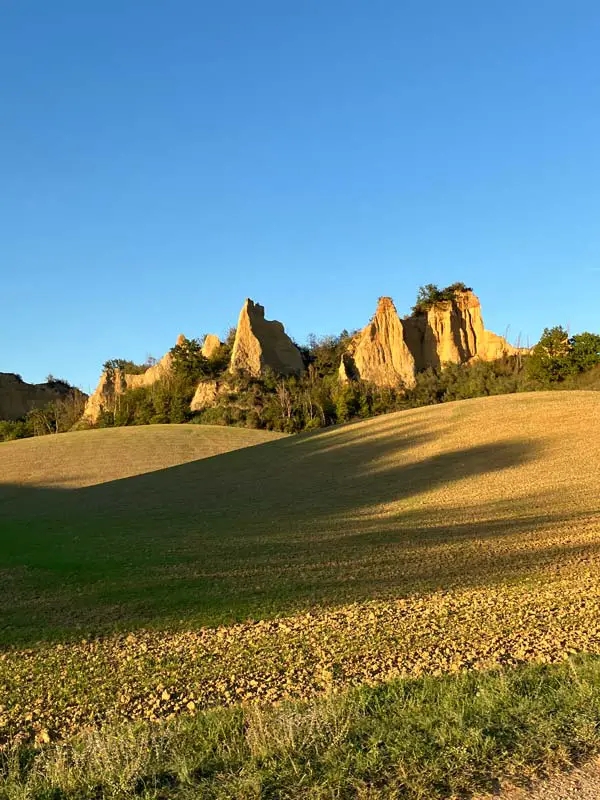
left=0, top=419, right=33, bottom=442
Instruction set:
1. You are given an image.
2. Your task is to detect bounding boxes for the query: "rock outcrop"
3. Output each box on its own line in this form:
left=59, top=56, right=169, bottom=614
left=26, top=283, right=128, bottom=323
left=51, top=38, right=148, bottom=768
left=341, top=297, right=416, bottom=388
left=201, top=334, right=221, bottom=360
left=342, top=290, right=520, bottom=389
left=0, top=373, right=86, bottom=421
left=190, top=380, right=223, bottom=411
left=230, top=299, right=304, bottom=377
left=404, top=290, right=520, bottom=370
left=79, top=288, right=522, bottom=424
left=82, top=340, right=180, bottom=423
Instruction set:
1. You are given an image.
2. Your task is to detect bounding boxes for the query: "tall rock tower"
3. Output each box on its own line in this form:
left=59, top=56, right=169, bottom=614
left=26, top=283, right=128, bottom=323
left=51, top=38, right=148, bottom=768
left=341, top=297, right=416, bottom=388
left=230, top=299, right=304, bottom=377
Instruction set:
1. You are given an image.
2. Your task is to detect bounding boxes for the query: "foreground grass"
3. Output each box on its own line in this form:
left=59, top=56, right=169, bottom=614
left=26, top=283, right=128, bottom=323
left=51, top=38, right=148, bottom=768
left=3, top=571, right=600, bottom=746
left=3, top=656, right=600, bottom=799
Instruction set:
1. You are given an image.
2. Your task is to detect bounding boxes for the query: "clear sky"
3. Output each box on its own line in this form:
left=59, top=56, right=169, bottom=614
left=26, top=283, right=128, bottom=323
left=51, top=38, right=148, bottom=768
left=2, top=0, right=599, bottom=392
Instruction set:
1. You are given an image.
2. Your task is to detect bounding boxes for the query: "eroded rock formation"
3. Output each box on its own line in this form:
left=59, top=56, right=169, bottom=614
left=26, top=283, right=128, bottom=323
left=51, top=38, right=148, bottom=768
left=0, top=373, right=86, bottom=421
left=82, top=341, right=179, bottom=423
left=230, top=299, right=304, bottom=377
left=404, top=290, right=519, bottom=370
left=80, top=287, right=521, bottom=425
left=343, top=290, right=520, bottom=388
left=341, top=297, right=416, bottom=388
left=190, top=380, right=224, bottom=411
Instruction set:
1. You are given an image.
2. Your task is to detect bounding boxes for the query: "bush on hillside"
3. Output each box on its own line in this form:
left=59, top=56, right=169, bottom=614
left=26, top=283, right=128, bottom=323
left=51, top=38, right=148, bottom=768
left=0, top=419, right=33, bottom=442
left=304, top=331, right=355, bottom=376
left=404, top=356, right=529, bottom=408
left=170, top=337, right=211, bottom=388
left=571, top=332, right=600, bottom=372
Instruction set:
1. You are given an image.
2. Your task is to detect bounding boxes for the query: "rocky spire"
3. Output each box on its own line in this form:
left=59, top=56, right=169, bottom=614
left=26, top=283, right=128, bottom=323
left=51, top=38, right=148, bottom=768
left=230, top=299, right=304, bottom=377
left=341, top=297, right=416, bottom=389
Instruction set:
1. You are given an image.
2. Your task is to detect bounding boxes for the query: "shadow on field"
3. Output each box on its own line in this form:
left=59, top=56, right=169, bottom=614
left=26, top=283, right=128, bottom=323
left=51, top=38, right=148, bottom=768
left=1, top=415, right=597, bottom=645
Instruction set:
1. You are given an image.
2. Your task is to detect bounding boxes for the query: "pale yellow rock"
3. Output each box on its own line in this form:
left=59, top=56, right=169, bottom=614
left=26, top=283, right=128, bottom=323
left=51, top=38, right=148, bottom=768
left=201, top=334, right=221, bottom=360
left=190, top=380, right=221, bottom=412
left=82, top=342, right=177, bottom=423
left=230, top=299, right=304, bottom=377
left=482, top=329, right=522, bottom=360
left=344, top=297, right=416, bottom=389
left=344, top=289, right=523, bottom=388
left=405, top=290, right=520, bottom=370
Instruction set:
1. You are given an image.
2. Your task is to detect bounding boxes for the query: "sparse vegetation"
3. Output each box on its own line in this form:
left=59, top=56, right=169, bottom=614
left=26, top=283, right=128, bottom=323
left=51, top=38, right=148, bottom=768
left=102, top=358, right=148, bottom=376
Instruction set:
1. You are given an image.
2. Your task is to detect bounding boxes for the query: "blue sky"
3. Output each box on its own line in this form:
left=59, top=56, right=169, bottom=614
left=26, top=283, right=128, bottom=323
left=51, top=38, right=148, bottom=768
left=2, top=0, right=599, bottom=391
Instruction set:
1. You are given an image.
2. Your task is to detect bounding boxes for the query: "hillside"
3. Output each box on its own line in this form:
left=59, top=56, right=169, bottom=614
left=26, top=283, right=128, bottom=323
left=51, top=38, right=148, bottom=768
left=2, top=391, right=599, bottom=644
left=0, top=423, right=286, bottom=490
left=2, top=390, right=600, bottom=793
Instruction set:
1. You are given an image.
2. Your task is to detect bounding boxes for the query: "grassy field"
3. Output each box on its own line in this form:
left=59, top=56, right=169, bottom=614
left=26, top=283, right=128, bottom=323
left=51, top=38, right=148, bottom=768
left=1, top=392, right=600, bottom=796
left=0, top=423, right=286, bottom=489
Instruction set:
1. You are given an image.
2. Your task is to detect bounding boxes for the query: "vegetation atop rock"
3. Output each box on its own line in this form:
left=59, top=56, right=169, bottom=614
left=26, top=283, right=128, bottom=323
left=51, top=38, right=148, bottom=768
left=411, top=282, right=474, bottom=315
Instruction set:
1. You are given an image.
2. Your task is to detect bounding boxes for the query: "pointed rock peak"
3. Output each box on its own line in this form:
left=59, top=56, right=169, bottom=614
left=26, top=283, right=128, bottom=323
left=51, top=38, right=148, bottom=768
left=375, top=296, right=397, bottom=315
left=244, top=298, right=266, bottom=317
left=230, top=298, right=304, bottom=377
left=343, top=296, right=416, bottom=390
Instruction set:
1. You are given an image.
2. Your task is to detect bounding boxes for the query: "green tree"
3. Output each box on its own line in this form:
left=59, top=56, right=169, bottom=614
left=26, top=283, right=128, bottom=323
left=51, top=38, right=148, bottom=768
left=103, top=359, right=147, bottom=375
left=170, top=337, right=211, bottom=387
left=527, top=326, right=571, bottom=384
left=570, top=332, right=600, bottom=373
